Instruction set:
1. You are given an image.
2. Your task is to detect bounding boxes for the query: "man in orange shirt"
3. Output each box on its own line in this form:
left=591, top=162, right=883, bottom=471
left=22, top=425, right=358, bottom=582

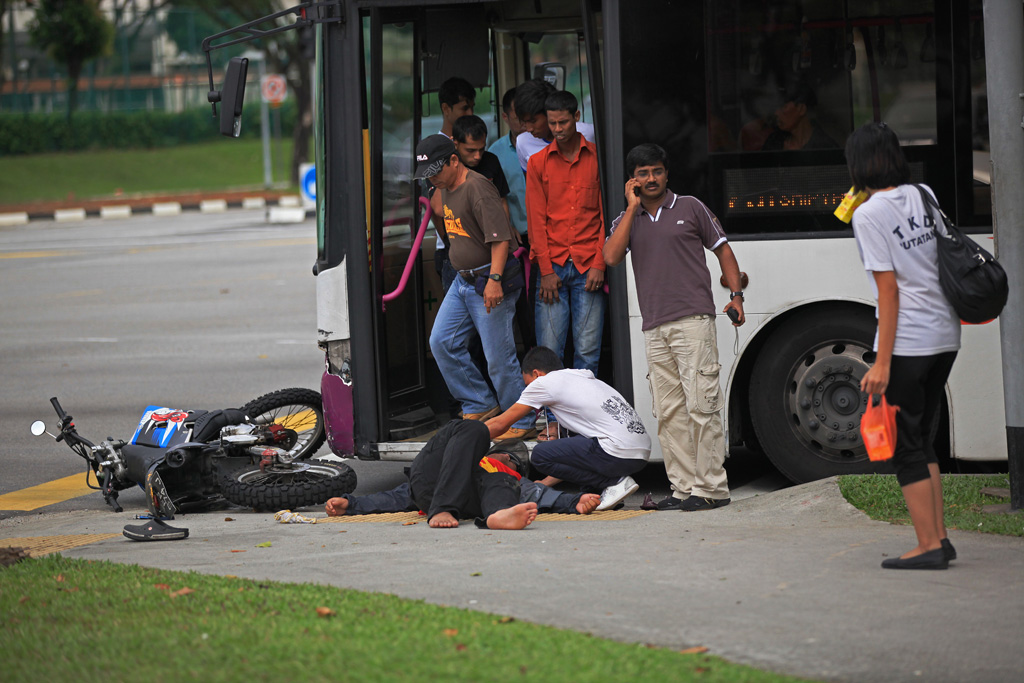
left=525, top=90, right=605, bottom=376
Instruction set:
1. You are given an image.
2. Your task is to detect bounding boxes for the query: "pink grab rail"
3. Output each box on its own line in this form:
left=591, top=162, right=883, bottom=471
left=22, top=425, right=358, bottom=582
left=382, top=196, right=432, bottom=304
left=382, top=198, right=541, bottom=305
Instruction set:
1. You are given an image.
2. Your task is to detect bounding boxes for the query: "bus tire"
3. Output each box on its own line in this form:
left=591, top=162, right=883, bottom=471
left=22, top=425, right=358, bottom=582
left=749, top=308, right=890, bottom=483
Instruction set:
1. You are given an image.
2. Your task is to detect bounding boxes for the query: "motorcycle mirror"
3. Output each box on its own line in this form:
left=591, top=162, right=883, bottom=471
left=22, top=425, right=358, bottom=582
left=30, top=420, right=48, bottom=437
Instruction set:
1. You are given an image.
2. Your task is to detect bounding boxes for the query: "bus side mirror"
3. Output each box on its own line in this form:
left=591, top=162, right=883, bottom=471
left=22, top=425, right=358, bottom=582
left=533, top=62, right=566, bottom=91
left=208, top=56, right=249, bottom=138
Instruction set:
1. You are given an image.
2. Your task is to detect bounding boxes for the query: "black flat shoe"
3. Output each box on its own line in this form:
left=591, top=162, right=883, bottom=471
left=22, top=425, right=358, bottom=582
left=881, top=547, right=949, bottom=570
left=941, top=538, right=957, bottom=561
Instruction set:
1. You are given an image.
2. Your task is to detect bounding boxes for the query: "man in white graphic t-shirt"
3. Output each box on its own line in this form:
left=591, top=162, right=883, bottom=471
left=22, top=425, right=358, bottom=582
left=487, top=346, right=651, bottom=511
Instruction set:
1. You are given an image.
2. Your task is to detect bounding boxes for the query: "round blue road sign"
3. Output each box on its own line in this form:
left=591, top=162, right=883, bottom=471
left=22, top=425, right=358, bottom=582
left=300, top=165, right=316, bottom=204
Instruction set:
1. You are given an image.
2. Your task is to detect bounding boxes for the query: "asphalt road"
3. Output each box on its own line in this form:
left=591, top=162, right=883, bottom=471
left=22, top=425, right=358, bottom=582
left=0, top=213, right=307, bottom=496
left=0, top=210, right=789, bottom=519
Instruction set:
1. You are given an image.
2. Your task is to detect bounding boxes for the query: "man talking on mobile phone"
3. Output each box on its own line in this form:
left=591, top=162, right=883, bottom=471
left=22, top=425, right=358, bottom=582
left=603, top=143, right=745, bottom=512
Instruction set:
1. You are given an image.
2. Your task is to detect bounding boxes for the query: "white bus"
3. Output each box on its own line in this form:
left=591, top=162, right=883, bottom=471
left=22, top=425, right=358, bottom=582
left=206, top=0, right=1004, bottom=482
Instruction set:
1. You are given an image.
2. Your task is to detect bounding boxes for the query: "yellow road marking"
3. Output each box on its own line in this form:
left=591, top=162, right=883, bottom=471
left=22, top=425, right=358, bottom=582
left=1, top=534, right=121, bottom=556
left=0, top=250, right=75, bottom=259
left=257, top=237, right=316, bottom=247
left=0, top=473, right=96, bottom=511
left=318, top=509, right=653, bottom=524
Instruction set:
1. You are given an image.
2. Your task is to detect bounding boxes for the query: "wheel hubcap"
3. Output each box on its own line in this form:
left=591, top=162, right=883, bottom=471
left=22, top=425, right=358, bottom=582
left=787, top=341, right=872, bottom=462
left=250, top=404, right=322, bottom=458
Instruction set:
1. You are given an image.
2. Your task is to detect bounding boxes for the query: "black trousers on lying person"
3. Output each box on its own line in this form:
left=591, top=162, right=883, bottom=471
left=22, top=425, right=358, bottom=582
left=408, top=419, right=520, bottom=522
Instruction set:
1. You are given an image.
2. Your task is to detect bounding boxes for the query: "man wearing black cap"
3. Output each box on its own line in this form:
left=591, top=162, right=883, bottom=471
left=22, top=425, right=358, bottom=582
left=415, top=134, right=537, bottom=441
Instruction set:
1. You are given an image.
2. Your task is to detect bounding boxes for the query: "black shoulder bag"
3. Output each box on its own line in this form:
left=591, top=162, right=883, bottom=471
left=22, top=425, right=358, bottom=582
left=914, top=184, right=1008, bottom=324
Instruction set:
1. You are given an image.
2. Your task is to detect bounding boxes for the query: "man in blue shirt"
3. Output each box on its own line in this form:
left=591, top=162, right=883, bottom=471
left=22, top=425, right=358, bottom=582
left=488, top=87, right=535, bottom=348
left=487, top=88, right=528, bottom=238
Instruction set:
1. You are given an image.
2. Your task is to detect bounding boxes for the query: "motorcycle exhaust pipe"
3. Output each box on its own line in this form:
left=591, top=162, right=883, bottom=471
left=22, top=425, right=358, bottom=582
left=165, top=447, right=193, bottom=469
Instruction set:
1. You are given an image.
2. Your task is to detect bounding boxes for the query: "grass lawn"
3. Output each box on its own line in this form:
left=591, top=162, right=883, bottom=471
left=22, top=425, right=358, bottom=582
left=0, top=139, right=299, bottom=205
left=0, top=555, right=806, bottom=683
left=839, top=473, right=1023, bottom=537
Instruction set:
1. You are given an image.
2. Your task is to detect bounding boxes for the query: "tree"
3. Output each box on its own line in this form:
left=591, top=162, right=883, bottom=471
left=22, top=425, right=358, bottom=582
left=170, top=0, right=312, bottom=184
left=29, top=0, right=114, bottom=119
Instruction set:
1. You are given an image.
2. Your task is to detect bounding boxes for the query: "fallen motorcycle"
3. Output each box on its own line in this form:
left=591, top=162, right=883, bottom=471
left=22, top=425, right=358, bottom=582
left=31, top=388, right=356, bottom=527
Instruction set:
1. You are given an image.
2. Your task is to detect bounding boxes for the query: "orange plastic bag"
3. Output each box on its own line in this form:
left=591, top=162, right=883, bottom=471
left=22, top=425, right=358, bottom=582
left=861, top=395, right=900, bottom=462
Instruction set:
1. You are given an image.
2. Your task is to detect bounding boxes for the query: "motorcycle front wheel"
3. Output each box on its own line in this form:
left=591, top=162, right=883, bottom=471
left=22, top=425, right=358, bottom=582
left=241, top=388, right=326, bottom=461
left=219, top=461, right=356, bottom=511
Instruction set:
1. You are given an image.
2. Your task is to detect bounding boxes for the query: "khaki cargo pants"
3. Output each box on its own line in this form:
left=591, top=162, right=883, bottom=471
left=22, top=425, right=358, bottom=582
left=644, top=314, right=730, bottom=500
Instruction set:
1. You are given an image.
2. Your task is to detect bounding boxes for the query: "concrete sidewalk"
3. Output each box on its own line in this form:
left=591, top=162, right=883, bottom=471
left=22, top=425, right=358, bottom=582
left=2, top=478, right=1021, bottom=682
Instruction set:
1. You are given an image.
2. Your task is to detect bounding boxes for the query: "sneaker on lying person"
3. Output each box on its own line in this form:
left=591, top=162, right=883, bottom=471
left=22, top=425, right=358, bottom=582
left=596, top=475, right=640, bottom=511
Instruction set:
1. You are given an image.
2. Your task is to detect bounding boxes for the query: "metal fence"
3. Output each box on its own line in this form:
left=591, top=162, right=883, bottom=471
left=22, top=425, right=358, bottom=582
left=1, top=7, right=221, bottom=114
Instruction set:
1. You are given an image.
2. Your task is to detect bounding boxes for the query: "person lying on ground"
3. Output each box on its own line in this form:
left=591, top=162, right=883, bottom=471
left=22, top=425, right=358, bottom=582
left=325, top=470, right=601, bottom=517
left=326, top=420, right=541, bottom=529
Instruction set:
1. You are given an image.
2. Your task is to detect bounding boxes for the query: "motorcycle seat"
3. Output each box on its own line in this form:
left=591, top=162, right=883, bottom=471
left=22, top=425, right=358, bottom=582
left=192, top=408, right=248, bottom=443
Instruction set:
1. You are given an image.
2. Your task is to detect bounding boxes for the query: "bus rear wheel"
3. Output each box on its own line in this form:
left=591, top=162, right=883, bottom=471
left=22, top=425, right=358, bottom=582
left=749, top=308, right=890, bottom=483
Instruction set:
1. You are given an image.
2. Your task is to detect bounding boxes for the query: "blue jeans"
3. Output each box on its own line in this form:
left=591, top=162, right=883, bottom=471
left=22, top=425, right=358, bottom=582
left=429, top=275, right=534, bottom=429
left=535, top=259, right=605, bottom=373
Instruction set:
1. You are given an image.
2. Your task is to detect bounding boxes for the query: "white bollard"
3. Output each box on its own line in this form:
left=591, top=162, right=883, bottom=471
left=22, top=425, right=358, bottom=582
left=199, top=199, right=228, bottom=213
left=54, top=208, right=87, bottom=223
left=268, top=206, right=307, bottom=224
left=99, top=206, right=132, bottom=220
left=0, top=212, right=29, bottom=226
left=152, top=202, right=182, bottom=217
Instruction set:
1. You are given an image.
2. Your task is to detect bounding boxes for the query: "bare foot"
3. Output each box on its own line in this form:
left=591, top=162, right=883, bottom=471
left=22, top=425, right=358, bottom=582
left=576, top=493, right=601, bottom=515
left=486, top=502, right=538, bottom=530
left=325, top=497, right=349, bottom=516
left=428, top=511, right=459, bottom=528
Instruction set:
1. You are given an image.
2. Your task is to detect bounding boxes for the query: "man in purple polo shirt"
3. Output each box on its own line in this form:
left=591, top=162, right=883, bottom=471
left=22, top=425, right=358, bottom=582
left=603, top=143, right=746, bottom=511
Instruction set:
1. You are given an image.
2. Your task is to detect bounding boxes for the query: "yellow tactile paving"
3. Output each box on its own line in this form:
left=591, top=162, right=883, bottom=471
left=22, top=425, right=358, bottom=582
left=0, top=473, right=96, bottom=511
left=318, top=509, right=653, bottom=524
left=1, top=534, right=121, bottom=557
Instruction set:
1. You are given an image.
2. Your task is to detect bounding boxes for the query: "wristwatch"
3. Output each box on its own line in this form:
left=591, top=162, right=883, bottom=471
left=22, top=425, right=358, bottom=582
left=730, top=290, right=744, bottom=300
left=488, top=273, right=503, bottom=282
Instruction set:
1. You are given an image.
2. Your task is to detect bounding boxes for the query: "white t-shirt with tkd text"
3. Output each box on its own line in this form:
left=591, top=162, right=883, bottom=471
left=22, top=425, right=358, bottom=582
left=851, top=184, right=960, bottom=356
left=516, top=369, right=651, bottom=460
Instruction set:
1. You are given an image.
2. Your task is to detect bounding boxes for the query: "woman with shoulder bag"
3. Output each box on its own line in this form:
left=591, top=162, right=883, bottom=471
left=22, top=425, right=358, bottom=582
left=846, top=122, right=959, bottom=570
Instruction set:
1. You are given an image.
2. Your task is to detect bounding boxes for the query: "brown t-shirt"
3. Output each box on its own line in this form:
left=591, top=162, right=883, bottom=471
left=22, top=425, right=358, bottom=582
left=441, top=169, right=519, bottom=271
left=610, top=192, right=728, bottom=331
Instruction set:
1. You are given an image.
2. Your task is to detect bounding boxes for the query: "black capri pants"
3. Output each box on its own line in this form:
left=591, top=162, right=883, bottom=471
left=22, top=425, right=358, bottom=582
left=884, top=351, right=958, bottom=487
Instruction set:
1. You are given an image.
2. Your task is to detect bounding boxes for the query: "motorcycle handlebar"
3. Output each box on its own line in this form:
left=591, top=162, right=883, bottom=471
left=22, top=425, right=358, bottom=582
left=50, top=397, right=67, bottom=419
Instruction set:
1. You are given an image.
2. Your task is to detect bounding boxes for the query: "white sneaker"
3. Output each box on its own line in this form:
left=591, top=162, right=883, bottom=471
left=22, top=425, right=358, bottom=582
left=596, top=475, right=639, bottom=511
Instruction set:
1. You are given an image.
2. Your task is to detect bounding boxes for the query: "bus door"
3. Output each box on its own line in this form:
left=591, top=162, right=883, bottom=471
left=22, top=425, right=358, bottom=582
left=362, top=4, right=491, bottom=444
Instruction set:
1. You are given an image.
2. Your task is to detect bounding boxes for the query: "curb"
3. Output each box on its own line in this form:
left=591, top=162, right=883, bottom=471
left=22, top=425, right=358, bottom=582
left=1, top=195, right=310, bottom=224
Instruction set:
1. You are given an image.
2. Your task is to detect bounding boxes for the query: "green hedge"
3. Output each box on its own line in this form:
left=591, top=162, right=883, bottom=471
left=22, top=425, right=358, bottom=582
left=0, top=100, right=297, bottom=155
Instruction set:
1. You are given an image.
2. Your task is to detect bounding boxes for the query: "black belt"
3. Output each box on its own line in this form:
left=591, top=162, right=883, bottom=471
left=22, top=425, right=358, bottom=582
left=458, top=264, right=490, bottom=283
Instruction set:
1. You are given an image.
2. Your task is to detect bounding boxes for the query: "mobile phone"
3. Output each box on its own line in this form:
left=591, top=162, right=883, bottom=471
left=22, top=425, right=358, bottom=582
left=633, top=185, right=641, bottom=197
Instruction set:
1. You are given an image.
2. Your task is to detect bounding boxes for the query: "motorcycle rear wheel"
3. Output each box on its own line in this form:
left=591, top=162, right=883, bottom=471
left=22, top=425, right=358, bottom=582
left=241, top=388, right=326, bottom=461
left=219, top=461, right=356, bottom=511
